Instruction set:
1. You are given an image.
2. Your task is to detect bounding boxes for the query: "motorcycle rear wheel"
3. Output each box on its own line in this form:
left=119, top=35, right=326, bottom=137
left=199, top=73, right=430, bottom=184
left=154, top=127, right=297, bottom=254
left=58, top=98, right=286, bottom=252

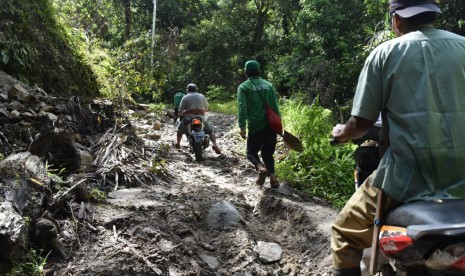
left=194, top=141, right=203, bottom=161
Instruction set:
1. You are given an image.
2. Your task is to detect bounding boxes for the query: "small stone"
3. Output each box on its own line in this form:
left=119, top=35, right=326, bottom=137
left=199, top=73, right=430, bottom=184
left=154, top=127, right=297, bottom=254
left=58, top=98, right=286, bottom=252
left=254, top=241, right=283, bottom=264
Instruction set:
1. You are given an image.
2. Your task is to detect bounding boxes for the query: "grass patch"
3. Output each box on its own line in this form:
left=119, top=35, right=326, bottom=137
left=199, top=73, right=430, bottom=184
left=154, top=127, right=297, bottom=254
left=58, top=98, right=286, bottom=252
left=208, top=100, right=237, bottom=115
left=7, top=249, right=50, bottom=276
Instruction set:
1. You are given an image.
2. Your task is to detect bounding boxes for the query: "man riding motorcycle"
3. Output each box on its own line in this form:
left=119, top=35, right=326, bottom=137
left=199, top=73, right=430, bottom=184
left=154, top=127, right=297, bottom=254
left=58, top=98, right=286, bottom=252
left=174, top=83, right=222, bottom=155
left=330, top=1, right=465, bottom=275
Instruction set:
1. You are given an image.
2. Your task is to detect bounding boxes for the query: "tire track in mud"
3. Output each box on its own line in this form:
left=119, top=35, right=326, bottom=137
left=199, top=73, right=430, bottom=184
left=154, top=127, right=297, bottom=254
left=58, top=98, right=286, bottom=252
left=159, top=112, right=337, bottom=275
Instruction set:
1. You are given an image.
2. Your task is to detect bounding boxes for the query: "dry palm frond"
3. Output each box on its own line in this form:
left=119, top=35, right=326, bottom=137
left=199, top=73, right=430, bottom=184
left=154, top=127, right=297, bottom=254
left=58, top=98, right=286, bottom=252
left=91, top=124, right=172, bottom=190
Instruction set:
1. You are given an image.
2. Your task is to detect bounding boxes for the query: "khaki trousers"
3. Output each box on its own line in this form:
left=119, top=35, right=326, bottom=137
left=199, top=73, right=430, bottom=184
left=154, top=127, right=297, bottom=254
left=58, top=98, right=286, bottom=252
left=331, top=174, right=379, bottom=269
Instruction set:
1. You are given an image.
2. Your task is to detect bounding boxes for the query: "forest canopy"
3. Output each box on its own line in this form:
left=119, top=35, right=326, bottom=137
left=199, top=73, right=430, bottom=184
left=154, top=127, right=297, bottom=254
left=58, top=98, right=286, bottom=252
left=0, top=0, right=464, bottom=108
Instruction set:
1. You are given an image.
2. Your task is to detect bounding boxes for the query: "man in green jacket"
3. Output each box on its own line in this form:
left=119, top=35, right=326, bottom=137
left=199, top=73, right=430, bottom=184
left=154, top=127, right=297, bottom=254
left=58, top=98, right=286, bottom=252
left=173, top=90, right=185, bottom=123
left=237, top=60, right=280, bottom=188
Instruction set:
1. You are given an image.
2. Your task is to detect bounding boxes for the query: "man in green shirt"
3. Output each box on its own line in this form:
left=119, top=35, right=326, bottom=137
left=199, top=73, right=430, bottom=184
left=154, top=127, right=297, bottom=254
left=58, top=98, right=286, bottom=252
left=173, top=90, right=185, bottom=123
left=331, top=1, right=465, bottom=275
left=237, top=60, right=281, bottom=188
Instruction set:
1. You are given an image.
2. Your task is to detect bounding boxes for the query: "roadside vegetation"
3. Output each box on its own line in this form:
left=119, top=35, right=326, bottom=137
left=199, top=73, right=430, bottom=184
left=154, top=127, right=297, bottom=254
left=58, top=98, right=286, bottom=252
left=208, top=100, right=237, bottom=115
left=6, top=249, right=49, bottom=276
left=277, top=99, right=356, bottom=208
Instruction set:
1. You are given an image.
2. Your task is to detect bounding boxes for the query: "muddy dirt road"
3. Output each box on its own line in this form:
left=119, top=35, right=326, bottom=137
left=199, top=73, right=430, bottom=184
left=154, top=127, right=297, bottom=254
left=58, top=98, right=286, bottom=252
left=53, top=111, right=338, bottom=276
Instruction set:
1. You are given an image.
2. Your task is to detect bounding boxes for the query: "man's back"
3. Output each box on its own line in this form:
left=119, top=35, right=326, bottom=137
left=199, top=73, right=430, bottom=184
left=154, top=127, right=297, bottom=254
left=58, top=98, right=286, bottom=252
left=362, top=27, right=465, bottom=202
left=179, top=92, right=208, bottom=121
left=237, top=77, right=280, bottom=134
left=174, top=92, right=185, bottom=107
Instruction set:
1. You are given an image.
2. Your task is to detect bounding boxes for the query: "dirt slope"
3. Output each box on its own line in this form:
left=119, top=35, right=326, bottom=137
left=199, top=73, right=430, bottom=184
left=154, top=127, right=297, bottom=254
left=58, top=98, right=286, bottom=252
left=52, top=111, right=337, bottom=276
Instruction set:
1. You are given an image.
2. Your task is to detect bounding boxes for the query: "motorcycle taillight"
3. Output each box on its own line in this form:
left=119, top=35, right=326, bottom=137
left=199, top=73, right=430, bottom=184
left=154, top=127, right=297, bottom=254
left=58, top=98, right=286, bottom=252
left=426, top=243, right=465, bottom=271
left=379, top=226, right=414, bottom=256
left=192, top=118, right=201, bottom=125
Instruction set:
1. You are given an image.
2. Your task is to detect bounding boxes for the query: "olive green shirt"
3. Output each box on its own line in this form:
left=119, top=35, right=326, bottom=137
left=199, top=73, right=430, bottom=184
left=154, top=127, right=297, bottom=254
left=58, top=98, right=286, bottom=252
left=237, top=77, right=281, bottom=134
left=352, top=26, right=465, bottom=203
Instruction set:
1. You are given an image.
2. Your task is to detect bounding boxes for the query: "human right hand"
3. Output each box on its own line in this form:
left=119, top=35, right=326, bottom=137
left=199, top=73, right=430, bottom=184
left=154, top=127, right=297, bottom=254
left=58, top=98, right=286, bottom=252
left=331, top=124, right=348, bottom=143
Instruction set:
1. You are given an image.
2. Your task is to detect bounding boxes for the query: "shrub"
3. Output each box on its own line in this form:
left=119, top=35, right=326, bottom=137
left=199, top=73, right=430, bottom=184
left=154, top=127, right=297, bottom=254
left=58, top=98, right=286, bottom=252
left=277, top=98, right=356, bottom=208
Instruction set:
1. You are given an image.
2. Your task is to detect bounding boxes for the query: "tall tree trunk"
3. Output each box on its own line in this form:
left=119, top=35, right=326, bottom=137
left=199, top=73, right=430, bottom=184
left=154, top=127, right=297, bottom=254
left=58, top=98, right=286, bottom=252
left=252, top=0, right=268, bottom=53
left=151, top=0, right=157, bottom=66
left=124, top=0, right=132, bottom=40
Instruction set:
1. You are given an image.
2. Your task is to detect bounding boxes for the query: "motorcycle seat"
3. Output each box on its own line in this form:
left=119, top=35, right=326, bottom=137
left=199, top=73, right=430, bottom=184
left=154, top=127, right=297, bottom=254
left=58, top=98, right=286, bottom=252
left=386, top=199, right=465, bottom=227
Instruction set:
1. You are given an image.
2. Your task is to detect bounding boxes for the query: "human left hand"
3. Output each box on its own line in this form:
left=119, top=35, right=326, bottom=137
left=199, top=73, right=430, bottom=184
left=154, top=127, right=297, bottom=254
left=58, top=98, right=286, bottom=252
left=240, top=129, right=247, bottom=139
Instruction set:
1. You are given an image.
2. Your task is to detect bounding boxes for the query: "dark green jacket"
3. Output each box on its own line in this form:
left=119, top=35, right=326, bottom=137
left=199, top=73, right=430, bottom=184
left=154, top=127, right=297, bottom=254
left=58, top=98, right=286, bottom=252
left=237, top=76, right=281, bottom=134
left=173, top=92, right=185, bottom=108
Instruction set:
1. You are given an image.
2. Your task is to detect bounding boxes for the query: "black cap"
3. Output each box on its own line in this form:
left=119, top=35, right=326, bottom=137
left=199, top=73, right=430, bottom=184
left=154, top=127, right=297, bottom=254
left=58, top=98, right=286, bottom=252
left=187, top=83, right=197, bottom=92
left=389, top=0, right=441, bottom=18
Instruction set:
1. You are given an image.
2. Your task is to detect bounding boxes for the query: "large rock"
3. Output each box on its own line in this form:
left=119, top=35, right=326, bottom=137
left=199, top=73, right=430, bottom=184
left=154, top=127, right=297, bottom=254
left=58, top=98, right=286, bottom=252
left=1, top=152, right=48, bottom=183
left=0, top=202, right=28, bottom=260
left=28, top=128, right=81, bottom=175
left=33, top=218, right=68, bottom=260
left=206, top=200, right=243, bottom=230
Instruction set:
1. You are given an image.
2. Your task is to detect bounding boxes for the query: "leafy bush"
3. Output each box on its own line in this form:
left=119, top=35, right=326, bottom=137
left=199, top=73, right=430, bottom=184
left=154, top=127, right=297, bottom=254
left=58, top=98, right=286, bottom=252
left=277, top=98, right=356, bottom=208
left=206, top=85, right=235, bottom=103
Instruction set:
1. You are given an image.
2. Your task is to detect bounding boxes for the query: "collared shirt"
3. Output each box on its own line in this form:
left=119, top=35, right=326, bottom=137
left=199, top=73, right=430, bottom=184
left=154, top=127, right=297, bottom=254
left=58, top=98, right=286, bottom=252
left=179, top=92, right=208, bottom=121
left=352, top=25, right=465, bottom=202
left=237, top=77, right=281, bottom=134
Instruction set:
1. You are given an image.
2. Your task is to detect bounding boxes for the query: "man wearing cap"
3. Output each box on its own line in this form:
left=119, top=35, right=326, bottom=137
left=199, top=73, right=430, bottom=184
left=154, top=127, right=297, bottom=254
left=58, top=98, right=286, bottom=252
left=173, top=90, right=185, bottom=123
left=330, top=0, right=465, bottom=275
left=174, top=83, right=222, bottom=155
left=237, top=60, right=281, bottom=188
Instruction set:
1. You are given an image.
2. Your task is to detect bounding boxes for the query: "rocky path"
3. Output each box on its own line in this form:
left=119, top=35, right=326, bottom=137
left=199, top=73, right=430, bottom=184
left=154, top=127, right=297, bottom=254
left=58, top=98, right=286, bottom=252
left=53, top=111, right=337, bottom=276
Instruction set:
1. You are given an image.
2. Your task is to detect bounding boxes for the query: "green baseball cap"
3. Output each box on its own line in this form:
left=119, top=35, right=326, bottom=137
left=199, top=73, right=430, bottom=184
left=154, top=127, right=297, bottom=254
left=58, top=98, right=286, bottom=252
left=244, top=60, right=260, bottom=74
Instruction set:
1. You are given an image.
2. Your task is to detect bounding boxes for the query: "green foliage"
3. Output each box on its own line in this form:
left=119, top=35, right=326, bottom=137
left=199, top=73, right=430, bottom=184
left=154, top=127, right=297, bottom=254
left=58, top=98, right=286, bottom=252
left=45, top=160, right=66, bottom=179
left=208, top=100, right=237, bottom=115
left=110, top=36, right=159, bottom=101
left=147, top=103, right=168, bottom=117
left=277, top=98, right=356, bottom=208
left=437, top=0, right=465, bottom=36
left=7, top=249, right=50, bottom=276
left=150, top=158, right=169, bottom=177
left=0, top=0, right=99, bottom=96
left=178, top=16, right=237, bottom=92
left=206, top=85, right=235, bottom=103
left=157, top=0, right=219, bottom=31
left=89, top=188, right=106, bottom=203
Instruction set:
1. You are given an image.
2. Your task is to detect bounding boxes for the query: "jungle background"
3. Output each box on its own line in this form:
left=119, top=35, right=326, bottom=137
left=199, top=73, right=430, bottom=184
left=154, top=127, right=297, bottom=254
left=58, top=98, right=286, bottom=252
left=1, top=0, right=465, bottom=224
left=1, top=0, right=465, bottom=209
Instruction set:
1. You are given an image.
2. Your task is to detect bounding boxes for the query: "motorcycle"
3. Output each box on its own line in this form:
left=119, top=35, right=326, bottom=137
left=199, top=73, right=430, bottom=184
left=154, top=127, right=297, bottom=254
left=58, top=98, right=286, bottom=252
left=371, top=199, right=465, bottom=275
left=185, top=116, right=209, bottom=161
left=330, top=137, right=465, bottom=276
